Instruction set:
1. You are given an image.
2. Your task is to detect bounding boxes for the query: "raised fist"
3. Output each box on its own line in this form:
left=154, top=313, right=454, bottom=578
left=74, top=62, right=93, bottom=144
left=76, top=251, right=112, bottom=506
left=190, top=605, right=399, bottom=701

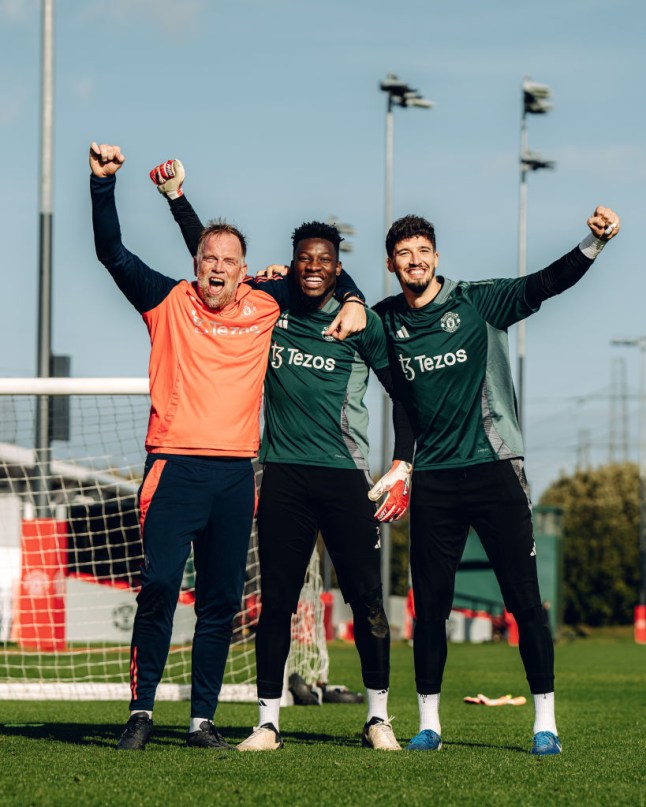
left=89, top=142, right=125, bottom=177
left=149, top=159, right=185, bottom=200
left=587, top=206, right=620, bottom=241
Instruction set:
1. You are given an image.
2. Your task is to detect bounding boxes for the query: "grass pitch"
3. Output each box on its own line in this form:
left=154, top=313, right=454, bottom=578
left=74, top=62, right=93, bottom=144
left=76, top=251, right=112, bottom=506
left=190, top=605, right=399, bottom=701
left=1, top=629, right=643, bottom=807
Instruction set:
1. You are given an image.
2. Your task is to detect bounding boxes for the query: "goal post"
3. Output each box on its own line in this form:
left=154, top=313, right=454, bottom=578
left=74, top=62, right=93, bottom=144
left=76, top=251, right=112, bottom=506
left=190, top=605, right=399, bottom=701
left=0, top=378, right=329, bottom=701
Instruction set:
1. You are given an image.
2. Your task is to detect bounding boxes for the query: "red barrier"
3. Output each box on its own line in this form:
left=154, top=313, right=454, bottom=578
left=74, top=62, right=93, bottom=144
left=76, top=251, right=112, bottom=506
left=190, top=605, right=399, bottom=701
left=635, top=604, right=646, bottom=645
left=504, top=609, right=519, bottom=646
left=12, top=518, right=68, bottom=651
left=320, top=591, right=335, bottom=640
left=403, top=588, right=416, bottom=640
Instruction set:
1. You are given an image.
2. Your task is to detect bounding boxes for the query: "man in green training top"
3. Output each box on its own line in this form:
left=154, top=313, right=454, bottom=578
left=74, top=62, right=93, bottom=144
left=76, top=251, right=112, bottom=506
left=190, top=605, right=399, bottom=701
left=374, top=205, right=620, bottom=756
left=150, top=158, right=415, bottom=751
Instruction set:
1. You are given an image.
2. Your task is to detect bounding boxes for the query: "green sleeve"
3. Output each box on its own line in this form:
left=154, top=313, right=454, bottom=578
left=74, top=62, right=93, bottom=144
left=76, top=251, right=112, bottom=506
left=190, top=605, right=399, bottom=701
left=463, top=277, right=537, bottom=330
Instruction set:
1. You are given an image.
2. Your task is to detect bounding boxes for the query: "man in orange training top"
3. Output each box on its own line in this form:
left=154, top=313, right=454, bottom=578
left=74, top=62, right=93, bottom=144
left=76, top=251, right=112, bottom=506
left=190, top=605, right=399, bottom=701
left=89, top=142, right=365, bottom=751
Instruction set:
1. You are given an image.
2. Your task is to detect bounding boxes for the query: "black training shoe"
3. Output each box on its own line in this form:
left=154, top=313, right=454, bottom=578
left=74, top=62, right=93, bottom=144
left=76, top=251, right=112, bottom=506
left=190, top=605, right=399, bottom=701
left=322, top=684, right=365, bottom=704
left=116, top=712, right=154, bottom=751
left=288, top=672, right=319, bottom=706
left=186, top=720, right=234, bottom=749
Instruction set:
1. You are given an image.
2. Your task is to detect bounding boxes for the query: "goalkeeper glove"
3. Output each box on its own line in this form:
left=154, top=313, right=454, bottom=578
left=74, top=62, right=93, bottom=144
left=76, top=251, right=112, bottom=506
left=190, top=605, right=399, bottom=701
left=368, top=460, right=412, bottom=522
left=149, top=159, right=185, bottom=199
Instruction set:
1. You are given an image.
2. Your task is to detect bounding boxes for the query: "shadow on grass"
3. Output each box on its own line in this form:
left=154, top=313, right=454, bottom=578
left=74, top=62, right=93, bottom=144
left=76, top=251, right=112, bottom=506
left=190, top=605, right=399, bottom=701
left=281, top=729, right=360, bottom=748
left=0, top=722, right=253, bottom=749
left=2, top=724, right=528, bottom=754
left=443, top=739, right=527, bottom=754
left=1, top=723, right=382, bottom=751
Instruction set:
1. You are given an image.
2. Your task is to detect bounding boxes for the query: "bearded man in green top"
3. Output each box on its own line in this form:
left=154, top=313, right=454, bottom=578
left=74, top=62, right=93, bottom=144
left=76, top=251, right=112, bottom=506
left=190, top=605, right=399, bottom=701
left=374, top=206, right=620, bottom=756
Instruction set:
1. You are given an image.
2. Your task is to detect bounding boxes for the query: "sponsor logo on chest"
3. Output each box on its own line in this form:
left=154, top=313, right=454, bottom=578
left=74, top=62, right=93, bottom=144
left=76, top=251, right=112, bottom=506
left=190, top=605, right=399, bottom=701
left=394, top=306, right=470, bottom=380
left=270, top=342, right=336, bottom=371
left=397, top=349, right=468, bottom=381
left=191, top=308, right=260, bottom=337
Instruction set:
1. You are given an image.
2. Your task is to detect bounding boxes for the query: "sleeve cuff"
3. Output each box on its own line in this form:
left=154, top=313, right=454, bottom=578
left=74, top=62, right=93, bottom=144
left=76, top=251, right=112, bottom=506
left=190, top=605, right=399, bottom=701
left=578, top=233, right=606, bottom=260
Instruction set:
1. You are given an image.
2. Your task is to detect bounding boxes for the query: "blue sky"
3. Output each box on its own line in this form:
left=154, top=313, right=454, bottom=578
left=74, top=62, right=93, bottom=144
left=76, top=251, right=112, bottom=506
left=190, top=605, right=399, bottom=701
left=1, top=0, right=643, bottom=497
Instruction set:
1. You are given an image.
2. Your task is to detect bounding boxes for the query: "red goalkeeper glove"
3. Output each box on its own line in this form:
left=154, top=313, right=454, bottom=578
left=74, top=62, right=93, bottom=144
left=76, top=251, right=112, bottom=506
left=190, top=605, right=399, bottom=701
left=368, top=460, right=412, bottom=522
left=149, top=159, right=185, bottom=199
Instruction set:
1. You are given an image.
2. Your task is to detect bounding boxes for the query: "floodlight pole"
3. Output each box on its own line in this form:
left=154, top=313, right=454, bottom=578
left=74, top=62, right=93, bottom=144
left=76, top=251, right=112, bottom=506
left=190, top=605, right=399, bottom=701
left=611, top=337, right=646, bottom=643
left=517, top=114, right=529, bottom=435
left=34, top=0, right=54, bottom=515
left=379, top=75, right=433, bottom=615
left=516, top=77, right=554, bottom=436
left=324, top=216, right=356, bottom=589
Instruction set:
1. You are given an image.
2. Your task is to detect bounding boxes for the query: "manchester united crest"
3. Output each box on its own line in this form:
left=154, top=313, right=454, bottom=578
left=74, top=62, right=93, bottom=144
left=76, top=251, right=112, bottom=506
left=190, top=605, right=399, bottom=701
left=440, top=311, right=461, bottom=333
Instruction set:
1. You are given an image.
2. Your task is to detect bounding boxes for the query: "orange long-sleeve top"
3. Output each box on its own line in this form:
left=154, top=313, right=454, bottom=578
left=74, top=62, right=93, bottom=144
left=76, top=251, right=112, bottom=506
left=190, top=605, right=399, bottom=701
left=143, top=279, right=280, bottom=456
left=92, top=174, right=288, bottom=457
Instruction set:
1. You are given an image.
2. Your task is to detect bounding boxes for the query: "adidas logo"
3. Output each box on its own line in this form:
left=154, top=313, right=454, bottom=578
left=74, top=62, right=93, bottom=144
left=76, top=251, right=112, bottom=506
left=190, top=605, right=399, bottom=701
left=396, top=325, right=410, bottom=339
left=276, top=314, right=289, bottom=330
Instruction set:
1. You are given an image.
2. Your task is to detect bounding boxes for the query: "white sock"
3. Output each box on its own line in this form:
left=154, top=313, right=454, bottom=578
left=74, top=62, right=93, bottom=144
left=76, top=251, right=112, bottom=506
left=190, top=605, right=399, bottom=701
left=418, top=692, right=441, bottom=735
left=189, top=717, right=210, bottom=733
left=131, top=709, right=152, bottom=719
left=258, top=697, right=281, bottom=730
left=366, top=688, right=389, bottom=722
left=533, top=692, right=557, bottom=735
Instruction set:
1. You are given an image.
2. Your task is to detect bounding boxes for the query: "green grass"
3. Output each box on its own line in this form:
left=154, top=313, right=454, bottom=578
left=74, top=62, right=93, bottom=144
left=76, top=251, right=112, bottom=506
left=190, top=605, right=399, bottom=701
left=1, top=630, right=644, bottom=807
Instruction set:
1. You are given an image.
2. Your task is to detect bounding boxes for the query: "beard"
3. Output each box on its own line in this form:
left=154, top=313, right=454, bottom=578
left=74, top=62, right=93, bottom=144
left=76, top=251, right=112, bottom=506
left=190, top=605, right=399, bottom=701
left=197, top=277, right=237, bottom=310
left=402, top=276, right=431, bottom=295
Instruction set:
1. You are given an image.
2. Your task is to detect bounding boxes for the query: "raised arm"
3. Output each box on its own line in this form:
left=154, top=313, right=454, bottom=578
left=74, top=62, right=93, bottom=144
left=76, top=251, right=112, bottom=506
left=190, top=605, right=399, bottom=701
left=524, top=205, right=620, bottom=308
left=90, top=143, right=177, bottom=314
left=150, top=159, right=204, bottom=257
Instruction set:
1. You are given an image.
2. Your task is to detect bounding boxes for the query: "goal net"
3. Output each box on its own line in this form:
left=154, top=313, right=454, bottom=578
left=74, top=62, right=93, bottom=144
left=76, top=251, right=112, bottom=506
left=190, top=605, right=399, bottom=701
left=0, top=378, right=328, bottom=701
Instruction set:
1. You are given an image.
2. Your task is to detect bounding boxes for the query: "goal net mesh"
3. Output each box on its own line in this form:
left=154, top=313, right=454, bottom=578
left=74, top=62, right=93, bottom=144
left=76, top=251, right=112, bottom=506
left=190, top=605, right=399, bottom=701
left=0, top=380, right=328, bottom=701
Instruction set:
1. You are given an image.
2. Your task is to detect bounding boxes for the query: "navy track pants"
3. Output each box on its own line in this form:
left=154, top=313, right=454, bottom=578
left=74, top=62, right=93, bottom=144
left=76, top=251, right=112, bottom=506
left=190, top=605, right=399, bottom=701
left=129, top=454, right=254, bottom=718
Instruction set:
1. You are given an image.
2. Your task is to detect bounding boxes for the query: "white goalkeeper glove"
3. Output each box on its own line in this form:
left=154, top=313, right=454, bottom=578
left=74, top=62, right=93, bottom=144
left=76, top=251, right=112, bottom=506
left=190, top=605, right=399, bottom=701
left=149, top=159, right=185, bottom=199
left=368, top=460, right=412, bottom=522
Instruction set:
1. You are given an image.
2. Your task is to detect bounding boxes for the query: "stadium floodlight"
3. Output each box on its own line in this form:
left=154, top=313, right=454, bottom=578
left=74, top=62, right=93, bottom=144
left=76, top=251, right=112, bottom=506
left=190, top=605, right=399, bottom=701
left=516, top=76, right=555, bottom=436
left=379, top=73, right=434, bottom=286
left=611, top=337, right=646, bottom=644
left=379, top=73, right=433, bottom=613
left=402, top=91, right=434, bottom=109
left=523, top=78, right=552, bottom=114
left=521, top=150, right=556, bottom=172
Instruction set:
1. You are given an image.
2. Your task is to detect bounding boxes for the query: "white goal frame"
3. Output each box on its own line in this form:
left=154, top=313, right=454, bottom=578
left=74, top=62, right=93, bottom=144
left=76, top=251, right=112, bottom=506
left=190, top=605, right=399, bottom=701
left=0, top=378, right=328, bottom=702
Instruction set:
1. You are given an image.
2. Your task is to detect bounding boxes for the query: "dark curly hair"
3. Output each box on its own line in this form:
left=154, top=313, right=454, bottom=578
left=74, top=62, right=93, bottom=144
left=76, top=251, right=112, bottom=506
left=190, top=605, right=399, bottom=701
left=385, top=215, right=436, bottom=257
left=292, top=221, right=343, bottom=259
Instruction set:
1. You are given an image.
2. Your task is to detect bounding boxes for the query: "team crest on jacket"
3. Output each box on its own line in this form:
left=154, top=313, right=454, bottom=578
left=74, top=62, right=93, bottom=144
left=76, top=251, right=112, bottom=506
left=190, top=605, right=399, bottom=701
left=321, top=328, right=335, bottom=342
left=440, top=311, right=461, bottom=333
